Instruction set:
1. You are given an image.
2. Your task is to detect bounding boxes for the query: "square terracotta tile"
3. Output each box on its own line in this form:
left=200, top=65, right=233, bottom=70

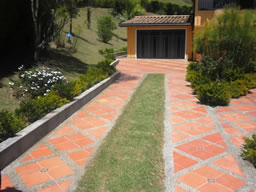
left=52, top=126, right=75, bottom=137
left=216, top=174, right=246, bottom=191
left=235, top=122, right=256, bottom=133
left=170, top=116, right=185, bottom=124
left=216, top=107, right=234, bottom=113
left=54, top=142, right=78, bottom=151
left=35, top=179, right=72, bottom=192
left=68, top=148, right=93, bottom=166
left=23, top=145, right=53, bottom=162
left=192, top=106, right=207, bottom=114
left=85, top=106, right=116, bottom=116
left=172, top=131, right=190, bottom=143
left=213, top=154, right=245, bottom=177
left=1, top=175, right=13, bottom=190
left=170, top=101, right=198, bottom=109
left=195, top=117, right=216, bottom=128
left=203, top=133, right=227, bottom=148
left=175, top=185, right=188, bottom=192
left=218, top=113, right=253, bottom=122
left=174, top=122, right=212, bottom=136
left=221, top=124, right=243, bottom=135
left=173, top=152, right=197, bottom=172
left=21, top=172, right=51, bottom=187
left=71, top=117, right=107, bottom=130
left=101, top=113, right=117, bottom=121
left=198, top=183, right=231, bottom=192
left=87, top=127, right=108, bottom=139
left=73, top=111, right=91, bottom=119
left=178, top=172, right=207, bottom=188
left=49, top=133, right=94, bottom=151
left=230, top=99, right=244, bottom=105
left=194, top=166, right=223, bottom=179
left=172, top=110, right=205, bottom=120
left=173, top=94, right=194, bottom=100
left=247, top=112, right=256, bottom=118
left=49, top=137, right=77, bottom=151
left=176, top=139, right=225, bottom=160
left=16, top=163, right=41, bottom=176
left=231, top=104, right=256, bottom=112
left=47, top=164, right=74, bottom=179
left=231, top=136, right=246, bottom=148
left=178, top=165, right=245, bottom=191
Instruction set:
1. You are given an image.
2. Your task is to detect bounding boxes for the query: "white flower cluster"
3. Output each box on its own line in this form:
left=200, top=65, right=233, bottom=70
left=10, top=67, right=66, bottom=98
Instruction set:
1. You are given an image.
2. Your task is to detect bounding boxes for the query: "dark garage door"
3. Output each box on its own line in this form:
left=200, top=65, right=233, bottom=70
left=137, top=30, right=186, bottom=59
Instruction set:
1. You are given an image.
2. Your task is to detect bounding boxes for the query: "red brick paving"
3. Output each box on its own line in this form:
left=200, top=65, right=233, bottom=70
left=1, top=59, right=255, bottom=191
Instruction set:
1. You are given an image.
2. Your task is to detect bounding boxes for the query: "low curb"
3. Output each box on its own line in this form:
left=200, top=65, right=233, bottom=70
left=0, top=70, right=120, bottom=171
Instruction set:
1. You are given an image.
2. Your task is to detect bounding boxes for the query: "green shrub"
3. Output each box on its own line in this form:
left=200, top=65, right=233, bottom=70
left=97, top=59, right=116, bottom=76
left=198, top=56, right=235, bottom=81
left=229, top=80, right=249, bottom=98
left=53, top=81, right=83, bottom=101
left=0, top=110, right=25, bottom=142
left=241, top=135, right=256, bottom=167
left=80, top=67, right=108, bottom=87
left=223, top=68, right=245, bottom=82
left=99, top=48, right=114, bottom=55
left=97, top=16, right=117, bottom=43
left=244, top=61, right=256, bottom=73
left=187, top=61, right=200, bottom=72
left=196, top=81, right=231, bottom=106
left=16, top=91, right=69, bottom=123
left=245, top=73, right=256, bottom=89
left=194, top=8, right=256, bottom=70
left=189, top=72, right=211, bottom=89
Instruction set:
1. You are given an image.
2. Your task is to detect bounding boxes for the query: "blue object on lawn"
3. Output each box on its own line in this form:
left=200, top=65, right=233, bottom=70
left=66, top=33, right=72, bottom=37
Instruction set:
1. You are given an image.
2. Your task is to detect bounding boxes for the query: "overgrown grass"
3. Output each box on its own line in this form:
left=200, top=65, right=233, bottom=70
left=76, top=74, right=165, bottom=192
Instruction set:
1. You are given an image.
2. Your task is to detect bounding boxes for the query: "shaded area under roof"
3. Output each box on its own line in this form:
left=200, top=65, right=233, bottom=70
left=120, top=15, right=193, bottom=27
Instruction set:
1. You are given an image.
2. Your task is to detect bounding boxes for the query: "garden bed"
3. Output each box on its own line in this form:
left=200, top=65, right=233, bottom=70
left=0, top=67, right=120, bottom=171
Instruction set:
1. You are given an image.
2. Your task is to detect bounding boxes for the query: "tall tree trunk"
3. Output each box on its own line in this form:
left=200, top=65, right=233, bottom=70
left=69, top=17, right=73, bottom=34
left=31, top=0, right=40, bottom=61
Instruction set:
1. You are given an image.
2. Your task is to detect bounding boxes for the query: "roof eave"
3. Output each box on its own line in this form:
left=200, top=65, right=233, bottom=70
left=119, top=23, right=192, bottom=27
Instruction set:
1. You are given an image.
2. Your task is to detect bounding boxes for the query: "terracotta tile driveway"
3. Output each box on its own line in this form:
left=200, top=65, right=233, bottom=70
left=1, top=58, right=256, bottom=191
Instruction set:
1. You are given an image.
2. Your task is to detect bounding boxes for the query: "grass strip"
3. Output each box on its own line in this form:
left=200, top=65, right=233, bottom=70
left=76, top=74, right=165, bottom=192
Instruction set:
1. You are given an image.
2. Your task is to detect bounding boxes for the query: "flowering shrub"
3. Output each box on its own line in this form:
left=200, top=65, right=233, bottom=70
left=10, top=67, right=66, bottom=98
left=1, top=59, right=117, bottom=143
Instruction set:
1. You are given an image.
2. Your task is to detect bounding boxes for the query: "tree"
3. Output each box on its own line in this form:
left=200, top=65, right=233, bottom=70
left=97, top=16, right=117, bottom=43
left=30, top=0, right=57, bottom=61
left=63, top=0, right=80, bottom=34
left=111, top=0, right=145, bottom=19
left=87, top=7, right=91, bottom=29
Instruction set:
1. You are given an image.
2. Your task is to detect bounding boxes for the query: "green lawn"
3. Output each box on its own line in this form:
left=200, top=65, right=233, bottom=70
left=76, top=74, right=165, bottom=192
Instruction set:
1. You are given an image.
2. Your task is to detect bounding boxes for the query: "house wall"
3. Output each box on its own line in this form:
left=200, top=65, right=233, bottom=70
left=127, top=25, right=193, bottom=60
left=194, top=0, right=224, bottom=30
